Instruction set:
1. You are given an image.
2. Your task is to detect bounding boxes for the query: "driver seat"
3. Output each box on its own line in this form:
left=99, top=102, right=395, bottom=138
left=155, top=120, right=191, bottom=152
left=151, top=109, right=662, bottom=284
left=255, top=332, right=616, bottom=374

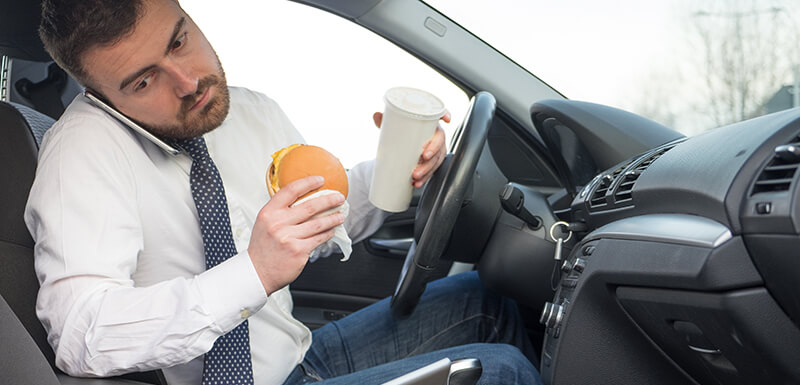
left=0, top=100, right=56, bottom=368
left=0, top=100, right=164, bottom=384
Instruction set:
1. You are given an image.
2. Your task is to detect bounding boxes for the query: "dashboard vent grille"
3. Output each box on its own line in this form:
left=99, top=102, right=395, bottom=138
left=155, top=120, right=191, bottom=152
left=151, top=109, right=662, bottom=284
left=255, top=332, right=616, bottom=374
left=613, top=144, right=676, bottom=203
left=589, top=164, right=626, bottom=208
left=752, top=135, right=800, bottom=195
left=613, top=171, right=639, bottom=203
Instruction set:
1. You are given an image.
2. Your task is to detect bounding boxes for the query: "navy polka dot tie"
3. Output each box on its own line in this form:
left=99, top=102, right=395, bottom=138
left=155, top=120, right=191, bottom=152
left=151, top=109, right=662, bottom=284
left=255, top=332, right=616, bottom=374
left=174, top=137, right=255, bottom=385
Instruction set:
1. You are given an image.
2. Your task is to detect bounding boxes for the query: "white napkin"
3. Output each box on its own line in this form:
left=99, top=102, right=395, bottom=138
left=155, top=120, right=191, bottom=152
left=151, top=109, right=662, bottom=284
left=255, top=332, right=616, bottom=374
left=291, top=189, right=352, bottom=262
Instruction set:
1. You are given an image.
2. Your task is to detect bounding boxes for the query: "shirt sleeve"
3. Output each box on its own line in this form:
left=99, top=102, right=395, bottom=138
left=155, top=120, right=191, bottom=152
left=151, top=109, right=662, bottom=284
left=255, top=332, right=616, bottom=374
left=25, top=115, right=268, bottom=378
left=344, top=160, right=391, bottom=244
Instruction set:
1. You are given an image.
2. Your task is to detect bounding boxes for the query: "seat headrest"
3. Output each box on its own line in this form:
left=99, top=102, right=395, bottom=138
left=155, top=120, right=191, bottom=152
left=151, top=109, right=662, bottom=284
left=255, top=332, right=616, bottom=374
left=0, top=1, right=50, bottom=62
left=9, top=101, right=54, bottom=146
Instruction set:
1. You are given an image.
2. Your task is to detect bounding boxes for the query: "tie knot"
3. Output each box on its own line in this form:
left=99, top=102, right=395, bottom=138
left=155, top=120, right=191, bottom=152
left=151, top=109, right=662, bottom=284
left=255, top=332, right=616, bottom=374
left=173, top=136, right=210, bottom=161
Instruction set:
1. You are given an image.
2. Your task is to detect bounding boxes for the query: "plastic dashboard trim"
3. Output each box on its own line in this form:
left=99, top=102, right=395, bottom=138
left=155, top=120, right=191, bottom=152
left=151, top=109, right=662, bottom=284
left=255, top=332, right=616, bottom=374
left=581, top=214, right=732, bottom=248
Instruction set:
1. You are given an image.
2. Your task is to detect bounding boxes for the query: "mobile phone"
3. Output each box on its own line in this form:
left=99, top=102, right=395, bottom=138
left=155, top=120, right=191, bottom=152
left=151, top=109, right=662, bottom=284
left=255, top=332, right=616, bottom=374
left=83, top=89, right=181, bottom=156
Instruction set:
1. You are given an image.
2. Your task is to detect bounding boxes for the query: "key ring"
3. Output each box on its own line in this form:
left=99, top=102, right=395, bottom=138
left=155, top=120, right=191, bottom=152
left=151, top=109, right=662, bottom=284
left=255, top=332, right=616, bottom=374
left=549, top=221, right=573, bottom=242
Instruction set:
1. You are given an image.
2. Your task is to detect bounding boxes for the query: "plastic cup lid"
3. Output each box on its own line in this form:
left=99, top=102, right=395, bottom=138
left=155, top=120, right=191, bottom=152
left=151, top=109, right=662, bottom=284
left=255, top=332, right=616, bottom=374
left=384, top=87, right=446, bottom=120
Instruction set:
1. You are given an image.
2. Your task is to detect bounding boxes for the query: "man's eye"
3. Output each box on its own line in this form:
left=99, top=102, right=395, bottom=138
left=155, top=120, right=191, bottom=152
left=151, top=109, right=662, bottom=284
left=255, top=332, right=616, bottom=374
left=134, top=75, right=152, bottom=92
left=171, top=33, right=186, bottom=51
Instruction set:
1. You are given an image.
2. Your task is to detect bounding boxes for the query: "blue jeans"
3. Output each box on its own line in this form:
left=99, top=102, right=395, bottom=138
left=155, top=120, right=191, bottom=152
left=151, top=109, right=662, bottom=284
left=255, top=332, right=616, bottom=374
left=282, top=271, right=543, bottom=385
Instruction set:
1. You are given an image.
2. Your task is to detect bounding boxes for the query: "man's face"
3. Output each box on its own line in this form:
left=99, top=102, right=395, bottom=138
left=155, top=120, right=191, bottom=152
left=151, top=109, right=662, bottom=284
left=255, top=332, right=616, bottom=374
left=82, top=0, right=229, bottom=139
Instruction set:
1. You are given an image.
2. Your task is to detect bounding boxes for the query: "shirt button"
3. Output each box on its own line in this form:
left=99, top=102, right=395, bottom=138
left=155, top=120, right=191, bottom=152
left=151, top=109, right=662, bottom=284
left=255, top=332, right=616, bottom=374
left=235, top=228, right=243, bottom=238
left=240, top=309, right=252, bottom=319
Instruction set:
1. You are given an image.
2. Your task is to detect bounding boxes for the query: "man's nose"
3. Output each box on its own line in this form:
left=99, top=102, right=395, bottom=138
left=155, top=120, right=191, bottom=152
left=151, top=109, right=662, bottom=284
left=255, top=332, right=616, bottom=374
left=164, top=61, right=198, bottom=98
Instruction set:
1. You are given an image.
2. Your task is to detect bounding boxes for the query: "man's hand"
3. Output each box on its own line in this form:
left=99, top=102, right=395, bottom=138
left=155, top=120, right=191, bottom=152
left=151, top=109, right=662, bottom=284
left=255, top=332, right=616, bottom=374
left=248, top=176, right=345, bottom=295
left=372, top=111, right=451, bottom=188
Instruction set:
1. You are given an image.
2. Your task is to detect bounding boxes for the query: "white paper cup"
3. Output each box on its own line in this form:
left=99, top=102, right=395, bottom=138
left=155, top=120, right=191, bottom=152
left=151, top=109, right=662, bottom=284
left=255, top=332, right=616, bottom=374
left=369, top=87, right=445, bottom=212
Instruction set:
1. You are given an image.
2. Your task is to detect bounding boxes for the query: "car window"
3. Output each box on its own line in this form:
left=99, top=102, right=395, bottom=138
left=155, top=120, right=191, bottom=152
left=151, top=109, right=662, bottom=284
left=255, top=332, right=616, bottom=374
left=182, top=0, right=468, bottom=168
left=424, top=0, right=800, bottom=137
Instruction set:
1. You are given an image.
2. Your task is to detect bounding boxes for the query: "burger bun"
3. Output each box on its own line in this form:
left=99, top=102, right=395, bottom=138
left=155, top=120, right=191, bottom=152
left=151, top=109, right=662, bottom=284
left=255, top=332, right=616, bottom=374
left=267, top=144, right=349, bottom=201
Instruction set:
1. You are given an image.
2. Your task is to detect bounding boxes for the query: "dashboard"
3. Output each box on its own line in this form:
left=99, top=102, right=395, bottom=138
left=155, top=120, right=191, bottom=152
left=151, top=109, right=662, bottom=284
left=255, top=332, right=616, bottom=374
left=536, top=106, right=800, bottom=384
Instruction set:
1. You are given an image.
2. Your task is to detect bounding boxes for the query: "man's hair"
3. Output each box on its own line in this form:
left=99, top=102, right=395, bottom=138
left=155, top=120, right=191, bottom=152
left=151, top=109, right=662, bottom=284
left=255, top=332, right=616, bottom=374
left=39, top=0, right=144, bottom=87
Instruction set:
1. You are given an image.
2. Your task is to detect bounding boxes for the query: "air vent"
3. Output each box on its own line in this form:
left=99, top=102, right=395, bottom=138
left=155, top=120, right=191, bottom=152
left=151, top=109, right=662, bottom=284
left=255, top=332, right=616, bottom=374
left=612, top=145, right=675, bottom=203
left=752, top=135, right=800, bottom=195
left=589, top=164, right=626, bottom=208
left=613, top=171, right=639, bottom=202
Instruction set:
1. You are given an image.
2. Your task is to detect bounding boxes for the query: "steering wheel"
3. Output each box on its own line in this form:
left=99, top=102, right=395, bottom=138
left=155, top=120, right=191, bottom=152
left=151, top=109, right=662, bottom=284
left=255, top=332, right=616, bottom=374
left=390, top=91, right=496, bottom=319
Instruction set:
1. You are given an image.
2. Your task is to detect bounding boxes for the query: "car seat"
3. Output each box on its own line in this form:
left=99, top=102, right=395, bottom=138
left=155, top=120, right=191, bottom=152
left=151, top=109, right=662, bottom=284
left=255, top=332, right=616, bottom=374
left=1, top=96, right=177, bottom=384
left=0, top=293, right=60, bottom=384
left=0, top=100, right=53, bottom=355
left=0, top=100, right=60, bottom=385
left=0, top=96, right=163, bottom=385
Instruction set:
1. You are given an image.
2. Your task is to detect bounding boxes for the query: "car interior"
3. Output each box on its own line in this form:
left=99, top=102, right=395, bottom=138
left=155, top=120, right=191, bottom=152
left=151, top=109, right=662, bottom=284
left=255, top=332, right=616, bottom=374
left=3, top=0, right=800, bottom=384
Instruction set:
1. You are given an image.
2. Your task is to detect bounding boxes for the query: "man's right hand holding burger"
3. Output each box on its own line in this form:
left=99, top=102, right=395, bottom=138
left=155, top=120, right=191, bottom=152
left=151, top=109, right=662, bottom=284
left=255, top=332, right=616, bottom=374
left=248, top=144, right=350, bottom=295
left=248, top=175, right=345, bottom=296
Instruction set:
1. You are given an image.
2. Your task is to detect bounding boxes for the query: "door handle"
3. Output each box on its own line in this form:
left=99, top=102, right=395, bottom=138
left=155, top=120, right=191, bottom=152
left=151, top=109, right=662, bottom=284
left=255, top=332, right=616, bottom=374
left=369, top=238, right=413, bottom=254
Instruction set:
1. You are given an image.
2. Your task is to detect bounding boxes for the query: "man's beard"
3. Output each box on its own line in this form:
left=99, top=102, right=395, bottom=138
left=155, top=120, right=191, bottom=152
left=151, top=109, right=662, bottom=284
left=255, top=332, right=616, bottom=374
left=143, top=69, right=231, bottom=139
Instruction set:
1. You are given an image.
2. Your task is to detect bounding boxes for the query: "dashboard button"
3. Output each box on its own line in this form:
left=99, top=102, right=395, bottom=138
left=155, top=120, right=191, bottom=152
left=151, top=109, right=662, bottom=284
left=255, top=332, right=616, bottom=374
left=573, top=258, right=587, bottom=274
left=562, top=278, right=578, bottom=288
left=561, top=259, right=573, bottom=273
left=756, top=202, right=772, bottom=214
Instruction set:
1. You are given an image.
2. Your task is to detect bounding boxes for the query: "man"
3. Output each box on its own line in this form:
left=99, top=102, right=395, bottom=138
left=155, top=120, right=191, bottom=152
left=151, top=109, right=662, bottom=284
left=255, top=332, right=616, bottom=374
left=26, top=0, right=542, bottom=384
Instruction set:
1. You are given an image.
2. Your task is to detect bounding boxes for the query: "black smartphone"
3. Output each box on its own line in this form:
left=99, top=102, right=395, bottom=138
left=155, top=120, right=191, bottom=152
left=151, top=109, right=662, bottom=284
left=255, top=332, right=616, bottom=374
left=83, top=89, right=181, bottom=156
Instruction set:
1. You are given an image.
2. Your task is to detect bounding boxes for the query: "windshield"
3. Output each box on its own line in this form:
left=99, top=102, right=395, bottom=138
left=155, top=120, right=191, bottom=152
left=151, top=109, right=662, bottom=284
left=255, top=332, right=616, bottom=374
left=425, top=0, right=800, bottom=136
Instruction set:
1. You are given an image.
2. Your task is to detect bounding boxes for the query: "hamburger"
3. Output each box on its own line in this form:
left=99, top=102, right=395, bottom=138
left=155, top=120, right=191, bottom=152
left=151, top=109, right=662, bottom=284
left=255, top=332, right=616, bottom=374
left=267, top=144, right=349, bottom=201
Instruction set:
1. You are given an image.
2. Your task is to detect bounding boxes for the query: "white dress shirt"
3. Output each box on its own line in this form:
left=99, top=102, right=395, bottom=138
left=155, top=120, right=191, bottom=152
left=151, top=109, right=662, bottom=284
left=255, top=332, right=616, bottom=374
left=24, top=87, right=389, bottom=385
